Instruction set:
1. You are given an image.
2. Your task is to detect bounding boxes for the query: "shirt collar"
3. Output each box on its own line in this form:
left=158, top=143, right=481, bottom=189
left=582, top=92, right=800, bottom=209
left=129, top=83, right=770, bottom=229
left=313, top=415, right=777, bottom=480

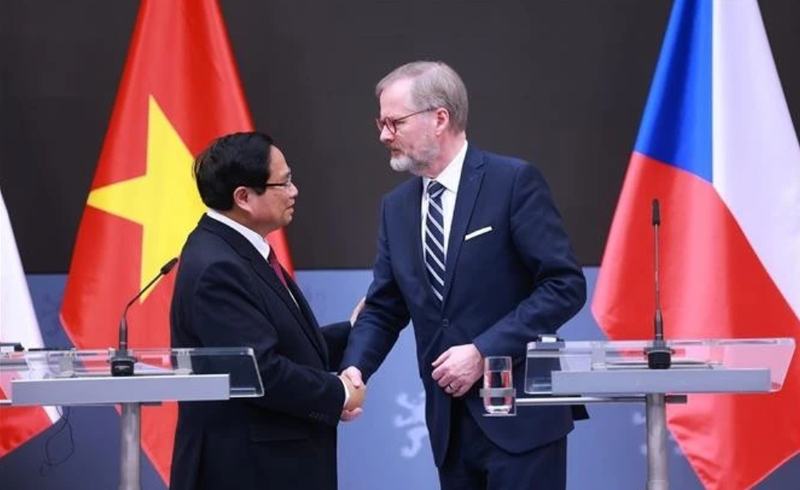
left=206, top=209, right=272, bottom=260
left=424, top=140, right=468, bottom=193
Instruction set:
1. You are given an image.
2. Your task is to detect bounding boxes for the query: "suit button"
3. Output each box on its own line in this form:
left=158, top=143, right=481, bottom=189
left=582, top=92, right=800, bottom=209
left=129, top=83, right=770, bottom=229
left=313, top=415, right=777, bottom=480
left=442, top=318, right=450, bottom=328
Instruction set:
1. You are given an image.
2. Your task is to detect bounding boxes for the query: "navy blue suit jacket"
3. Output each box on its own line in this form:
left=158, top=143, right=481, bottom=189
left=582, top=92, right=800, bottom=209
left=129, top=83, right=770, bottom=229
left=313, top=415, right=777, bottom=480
left=341, top=145, right=587, bottom=467
left=170, top=215, right=350, bottom=490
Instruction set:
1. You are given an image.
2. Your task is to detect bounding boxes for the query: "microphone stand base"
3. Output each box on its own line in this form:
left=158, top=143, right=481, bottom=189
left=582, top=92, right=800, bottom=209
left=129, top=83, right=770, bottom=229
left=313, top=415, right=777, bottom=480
left=111, top=355, right=136, bottom=377
left=645, top=346, right=673, bottom=370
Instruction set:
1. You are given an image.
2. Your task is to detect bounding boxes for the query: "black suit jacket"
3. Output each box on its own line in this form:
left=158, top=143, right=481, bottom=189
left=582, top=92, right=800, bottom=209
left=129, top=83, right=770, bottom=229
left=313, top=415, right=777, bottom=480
left=169, top=215, right=350, bottom=490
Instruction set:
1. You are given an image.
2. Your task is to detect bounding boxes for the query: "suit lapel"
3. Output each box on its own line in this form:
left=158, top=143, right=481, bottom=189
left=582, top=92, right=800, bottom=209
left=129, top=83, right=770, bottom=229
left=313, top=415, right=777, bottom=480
left=199, top=215, right=328, bottom=363
left=278, top=269, right=328, bottom=364
left=409, top=180, right=427, bottom=288
left=249, top=257, right=328, bottom=361
left=442, top=147, right=485, bottom=306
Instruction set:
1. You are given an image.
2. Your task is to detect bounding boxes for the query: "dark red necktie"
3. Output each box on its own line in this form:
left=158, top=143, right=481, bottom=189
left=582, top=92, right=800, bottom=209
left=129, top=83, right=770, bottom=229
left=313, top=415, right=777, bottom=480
left=267, top=249, right=289, bottom=290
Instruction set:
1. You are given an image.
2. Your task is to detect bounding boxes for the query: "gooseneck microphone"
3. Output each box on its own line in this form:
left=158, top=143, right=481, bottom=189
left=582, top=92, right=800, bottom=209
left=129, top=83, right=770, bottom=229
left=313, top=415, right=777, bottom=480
left=652, top=199, right=663, bottom=342
left=646, top=199, right=672, bottom=369
left=111, top=257, right=179, bottom=376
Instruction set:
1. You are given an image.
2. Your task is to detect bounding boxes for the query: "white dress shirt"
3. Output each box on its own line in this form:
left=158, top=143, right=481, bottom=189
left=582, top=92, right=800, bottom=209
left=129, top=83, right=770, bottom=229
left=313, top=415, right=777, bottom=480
left=421, top=140, right=469, bottom=255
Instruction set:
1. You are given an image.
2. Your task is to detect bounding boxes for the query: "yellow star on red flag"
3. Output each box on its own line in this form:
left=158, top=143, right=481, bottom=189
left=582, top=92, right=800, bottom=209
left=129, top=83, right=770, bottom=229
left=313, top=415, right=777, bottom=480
left=87, top=96, right=204, bottom=300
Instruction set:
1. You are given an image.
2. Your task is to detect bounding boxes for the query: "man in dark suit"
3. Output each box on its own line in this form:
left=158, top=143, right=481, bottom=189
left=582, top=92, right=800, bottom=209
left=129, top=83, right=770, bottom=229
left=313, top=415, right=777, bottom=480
left=341, top=61, right=587, bottom=489
left=170, top=131, right=364, bottom=490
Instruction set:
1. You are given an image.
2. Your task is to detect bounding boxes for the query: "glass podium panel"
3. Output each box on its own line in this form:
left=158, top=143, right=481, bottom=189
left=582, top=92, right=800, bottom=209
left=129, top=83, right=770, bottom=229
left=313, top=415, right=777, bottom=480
left=1, top=346, right=265, bottom=490
left=525, top=338, right=795, bottom=396
left=0, top=347, right=263, bottom=406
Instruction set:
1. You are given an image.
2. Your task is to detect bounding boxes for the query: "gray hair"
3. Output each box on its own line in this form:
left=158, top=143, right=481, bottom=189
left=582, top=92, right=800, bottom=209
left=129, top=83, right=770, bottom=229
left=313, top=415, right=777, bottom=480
left=376, top=61, right=469, bottom=132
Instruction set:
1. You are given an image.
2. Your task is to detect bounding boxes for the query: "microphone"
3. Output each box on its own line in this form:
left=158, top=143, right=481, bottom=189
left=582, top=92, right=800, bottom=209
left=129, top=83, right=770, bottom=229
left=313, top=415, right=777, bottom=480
left=111, top=257, right=179, bottom=376
left=646, top=199, right=672, bottom=369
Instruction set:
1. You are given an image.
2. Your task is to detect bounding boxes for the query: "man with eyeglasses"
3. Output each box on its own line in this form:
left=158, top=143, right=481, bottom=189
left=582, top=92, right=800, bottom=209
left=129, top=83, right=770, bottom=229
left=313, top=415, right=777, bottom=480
left=341, top=61, right=587, bottom=490
left=170, top=131, right=364, bottom=490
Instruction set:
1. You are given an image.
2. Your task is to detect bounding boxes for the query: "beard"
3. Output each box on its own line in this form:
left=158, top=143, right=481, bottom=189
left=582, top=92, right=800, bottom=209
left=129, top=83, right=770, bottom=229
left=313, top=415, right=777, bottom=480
left=389, top=154, right=420, bottom=173
left=389, top=140, right=440, bottom=176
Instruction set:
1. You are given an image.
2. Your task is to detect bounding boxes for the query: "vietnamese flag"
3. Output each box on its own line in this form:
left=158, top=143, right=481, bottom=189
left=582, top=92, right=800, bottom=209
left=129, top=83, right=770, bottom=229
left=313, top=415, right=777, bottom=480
left=592, top=0, right=800, bottom=489
left=60, top=0, right=293, bottom=484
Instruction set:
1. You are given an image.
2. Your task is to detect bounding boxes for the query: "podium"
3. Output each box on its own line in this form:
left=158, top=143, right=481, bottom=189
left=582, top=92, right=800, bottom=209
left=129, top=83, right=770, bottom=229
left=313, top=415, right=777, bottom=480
left=487, top=338, right=795, bottom=490
left=0, top=347, right=263, bottom=490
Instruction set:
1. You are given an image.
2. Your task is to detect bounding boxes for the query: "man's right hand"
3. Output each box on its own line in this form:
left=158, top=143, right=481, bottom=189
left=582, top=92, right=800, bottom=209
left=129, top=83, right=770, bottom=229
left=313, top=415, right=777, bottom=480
left=339, top=366, right=365, bottom=421
left=340, top=370, right=366, bottom=411
left=341, top=366, right=364, bottom=389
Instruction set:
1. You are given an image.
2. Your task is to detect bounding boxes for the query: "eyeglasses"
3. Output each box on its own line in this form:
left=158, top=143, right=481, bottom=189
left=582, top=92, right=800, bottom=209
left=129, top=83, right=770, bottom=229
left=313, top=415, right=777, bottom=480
left=263, top=175, right=293, bottom=190
left=375, top=108, right=435, bottom=134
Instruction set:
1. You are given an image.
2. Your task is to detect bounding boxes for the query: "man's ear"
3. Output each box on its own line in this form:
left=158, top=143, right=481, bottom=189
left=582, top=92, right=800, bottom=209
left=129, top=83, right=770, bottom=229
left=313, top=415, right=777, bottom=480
left=434, top=108, right=451, bottom=135
left=232, top=186, right=251, bottom=212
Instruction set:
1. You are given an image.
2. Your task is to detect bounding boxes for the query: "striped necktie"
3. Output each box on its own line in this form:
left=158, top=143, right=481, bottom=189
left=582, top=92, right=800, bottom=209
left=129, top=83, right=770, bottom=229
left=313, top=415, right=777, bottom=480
left=424, top=180, right=446, bottom=304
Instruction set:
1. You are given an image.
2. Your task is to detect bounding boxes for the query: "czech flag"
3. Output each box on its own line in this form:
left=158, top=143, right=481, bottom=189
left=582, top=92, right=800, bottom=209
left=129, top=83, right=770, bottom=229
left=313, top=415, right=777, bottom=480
left=592, top=0, right=800, bottom=489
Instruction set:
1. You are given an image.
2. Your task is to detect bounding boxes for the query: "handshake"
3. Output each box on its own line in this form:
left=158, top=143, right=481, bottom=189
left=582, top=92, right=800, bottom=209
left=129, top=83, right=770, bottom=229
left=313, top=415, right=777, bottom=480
left=338, top=366, right=366, bottom=421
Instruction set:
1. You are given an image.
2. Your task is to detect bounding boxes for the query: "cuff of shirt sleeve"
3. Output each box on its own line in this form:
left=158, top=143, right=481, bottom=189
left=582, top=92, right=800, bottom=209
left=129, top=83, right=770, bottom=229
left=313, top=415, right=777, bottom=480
left=340, top=377, right=350, bottom=408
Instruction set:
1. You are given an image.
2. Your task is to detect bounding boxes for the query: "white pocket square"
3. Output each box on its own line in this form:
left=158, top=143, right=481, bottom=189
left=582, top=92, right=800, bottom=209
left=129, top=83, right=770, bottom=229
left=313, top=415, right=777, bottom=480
left=464, top=226, right=493, bottom=241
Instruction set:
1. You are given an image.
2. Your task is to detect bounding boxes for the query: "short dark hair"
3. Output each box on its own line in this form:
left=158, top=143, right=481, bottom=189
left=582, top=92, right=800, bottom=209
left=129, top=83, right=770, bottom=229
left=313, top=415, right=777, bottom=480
left=193, top=132, right=274, bottom=210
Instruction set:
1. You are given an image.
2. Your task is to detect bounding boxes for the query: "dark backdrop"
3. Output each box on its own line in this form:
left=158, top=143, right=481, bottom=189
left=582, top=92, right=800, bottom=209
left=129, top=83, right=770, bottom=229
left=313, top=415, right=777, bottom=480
left=2, top=0, right=799, bottom=272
